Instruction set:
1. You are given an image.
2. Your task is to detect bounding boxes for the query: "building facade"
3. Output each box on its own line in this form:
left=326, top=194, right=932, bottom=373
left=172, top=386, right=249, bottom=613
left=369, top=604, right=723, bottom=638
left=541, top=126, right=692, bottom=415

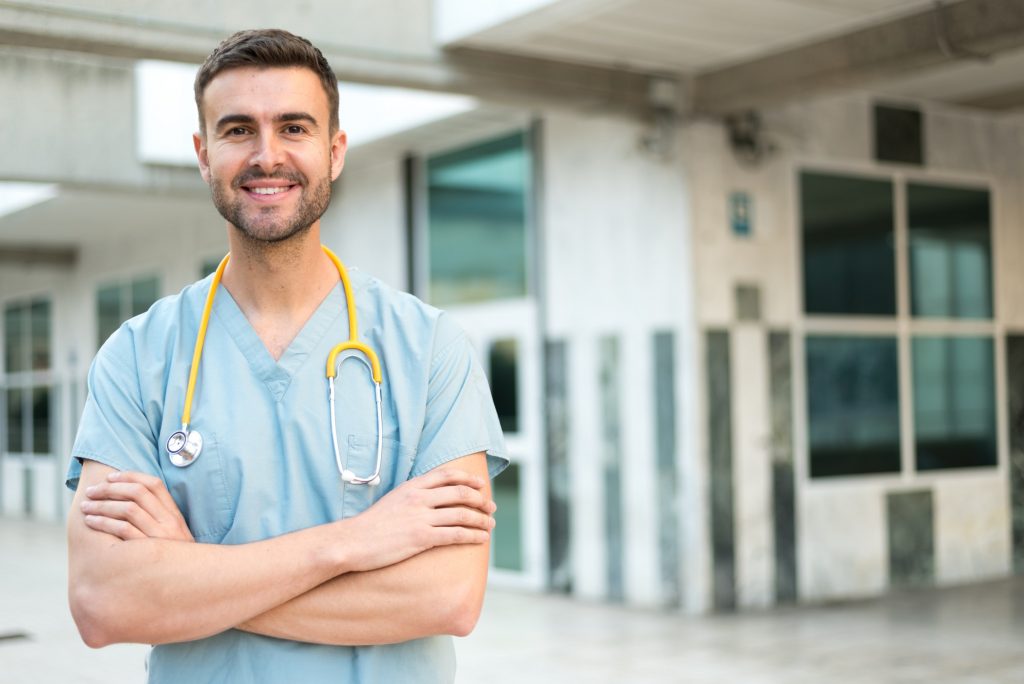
left=2, top=0, right=1023, bottom=614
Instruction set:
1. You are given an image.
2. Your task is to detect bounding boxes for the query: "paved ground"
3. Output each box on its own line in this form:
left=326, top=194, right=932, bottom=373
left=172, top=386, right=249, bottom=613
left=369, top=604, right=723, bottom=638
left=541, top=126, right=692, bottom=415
left=3, top=517, right=1023, bottom=683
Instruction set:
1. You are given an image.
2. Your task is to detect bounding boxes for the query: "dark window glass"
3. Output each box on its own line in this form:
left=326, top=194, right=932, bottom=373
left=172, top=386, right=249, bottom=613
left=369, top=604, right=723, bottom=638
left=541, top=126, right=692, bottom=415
left=96, top=284, right=122, bottom=348
left=913, top=336, right=996, bottom=470
left=427, top=133, right=529, bottom=305
left=492, top=462, right=523, bottom=571
left=32, top=386, right=50, bottom=454
left=908, top=183, right=992, bottom=319
left=200, top=257, right=223, bottom=279
left=801, top=172, right=896, bottom=316
left=806, top=335, right=901, bottom=477
left=4, top=303, right=25, bottom=373
left=488, top=339, right=519, bottom=433
left=874, top=104, right=924, bottom=165
left=6, top=387, right=23, bottom=452
left=29, top=300, right=50, bottom=371
left=131, top=277, right=159, bottom=317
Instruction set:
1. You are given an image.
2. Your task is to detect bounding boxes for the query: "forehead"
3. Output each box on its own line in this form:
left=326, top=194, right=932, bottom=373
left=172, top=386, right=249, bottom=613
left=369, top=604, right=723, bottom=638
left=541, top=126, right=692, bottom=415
left=201, top=66, right=329, bottom=121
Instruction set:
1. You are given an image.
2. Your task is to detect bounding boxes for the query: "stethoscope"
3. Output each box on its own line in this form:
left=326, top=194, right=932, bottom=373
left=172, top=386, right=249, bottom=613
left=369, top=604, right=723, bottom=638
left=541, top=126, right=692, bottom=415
left=165, top=245, right=384, bottom=486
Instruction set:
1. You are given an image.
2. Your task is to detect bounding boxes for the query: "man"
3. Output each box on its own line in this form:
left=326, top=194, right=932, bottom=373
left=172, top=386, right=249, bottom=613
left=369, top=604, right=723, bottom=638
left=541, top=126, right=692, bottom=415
left=66, top=29, right=507, bottom=683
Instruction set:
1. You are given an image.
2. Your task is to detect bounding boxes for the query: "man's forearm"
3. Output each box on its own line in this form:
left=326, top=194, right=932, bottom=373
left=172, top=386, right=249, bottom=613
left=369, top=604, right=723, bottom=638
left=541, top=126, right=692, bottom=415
left=237, top=452, right=493, bottom=646
left=239, top=535, right=489, bottom=645
left=69, top=458, right=493, bottom=647
left=69, top=514, right=349, bottom=647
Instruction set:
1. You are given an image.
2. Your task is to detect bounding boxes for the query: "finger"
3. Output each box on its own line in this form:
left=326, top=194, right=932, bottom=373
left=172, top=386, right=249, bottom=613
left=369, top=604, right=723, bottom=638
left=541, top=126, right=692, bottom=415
left=418, top=468, right=487, bottom=491
left=81, top=499, right=161, bottom=536
left=430, top=525, right=490, bottom=546
left=83, top=514, right=146, bottom=541
left=109, top=471, right=183, bottom=522
left=424, top=484, right=493, bottom=512
left=85, top=482, right=167, bottom=522
left=430, top=506, right=496, bottom=531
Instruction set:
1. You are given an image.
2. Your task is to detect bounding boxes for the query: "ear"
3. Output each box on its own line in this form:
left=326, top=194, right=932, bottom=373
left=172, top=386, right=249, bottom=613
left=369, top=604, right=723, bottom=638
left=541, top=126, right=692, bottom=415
left=193, top=132, right=211, bottom=184
left=330, top=129, right=348, bottom=181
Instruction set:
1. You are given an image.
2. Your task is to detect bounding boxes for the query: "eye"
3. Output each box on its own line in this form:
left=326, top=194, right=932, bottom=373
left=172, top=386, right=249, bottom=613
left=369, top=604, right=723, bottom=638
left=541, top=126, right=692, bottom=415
left=226, top=127, right=249, bottom=136
left=284, top=124, right=306, bottom=135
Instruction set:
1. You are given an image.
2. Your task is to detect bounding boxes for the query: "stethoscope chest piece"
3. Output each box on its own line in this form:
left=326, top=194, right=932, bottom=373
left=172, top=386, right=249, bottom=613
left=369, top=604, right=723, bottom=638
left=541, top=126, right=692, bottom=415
left=167, top=428, right=203, bottom=467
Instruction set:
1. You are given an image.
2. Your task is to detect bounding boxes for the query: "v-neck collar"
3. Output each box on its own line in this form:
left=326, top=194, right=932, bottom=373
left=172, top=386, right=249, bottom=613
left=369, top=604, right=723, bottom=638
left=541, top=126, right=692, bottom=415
left=211, top=282, right=346, bottom=401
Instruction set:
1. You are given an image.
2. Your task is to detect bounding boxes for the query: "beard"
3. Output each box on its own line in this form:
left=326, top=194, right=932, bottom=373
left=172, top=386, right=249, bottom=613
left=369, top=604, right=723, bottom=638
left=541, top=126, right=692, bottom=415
left=210, top=165, right=332, bottom=244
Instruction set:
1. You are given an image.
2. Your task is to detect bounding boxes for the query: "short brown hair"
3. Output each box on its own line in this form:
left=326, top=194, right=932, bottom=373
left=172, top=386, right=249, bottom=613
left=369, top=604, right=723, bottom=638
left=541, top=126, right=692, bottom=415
left=194, top=29, right=339, bottom=134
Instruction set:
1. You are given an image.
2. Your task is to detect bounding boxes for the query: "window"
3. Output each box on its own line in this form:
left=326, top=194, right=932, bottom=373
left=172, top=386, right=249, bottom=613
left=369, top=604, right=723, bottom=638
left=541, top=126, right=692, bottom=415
left=426, top=132, right=530, bottom=306
left=874, top=104, right=924, bottom=166
left=908, top=183, right=992, bottom=319
left=3, top=298, right=53, bottom=455
left=488, top=338, right=519, bottom=433
left=96, top=276, right=159, bottom=348
left=801, top=172, right=895, bottom=316
left=492, top=463, right=523, bottom=571
left=806, top=336, right=901, bottom=477
left=802, top=171, right=995, bottom=477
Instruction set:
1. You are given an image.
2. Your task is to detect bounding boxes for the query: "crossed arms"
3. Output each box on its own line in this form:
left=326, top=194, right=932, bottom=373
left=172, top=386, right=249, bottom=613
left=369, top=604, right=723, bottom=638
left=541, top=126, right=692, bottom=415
left=67, top=452, right=494, bottom=648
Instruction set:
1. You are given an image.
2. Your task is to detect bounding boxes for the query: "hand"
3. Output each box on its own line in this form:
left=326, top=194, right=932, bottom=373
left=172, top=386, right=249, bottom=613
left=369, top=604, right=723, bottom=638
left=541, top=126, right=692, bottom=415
left=342, top=467, right=496, bottom=573
left=81, top=471, right=195, bottom=543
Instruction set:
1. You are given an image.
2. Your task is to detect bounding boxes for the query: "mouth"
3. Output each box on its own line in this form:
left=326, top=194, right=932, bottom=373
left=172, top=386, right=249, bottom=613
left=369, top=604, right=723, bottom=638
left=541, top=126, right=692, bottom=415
left=239, top=183, right=299, bottom=202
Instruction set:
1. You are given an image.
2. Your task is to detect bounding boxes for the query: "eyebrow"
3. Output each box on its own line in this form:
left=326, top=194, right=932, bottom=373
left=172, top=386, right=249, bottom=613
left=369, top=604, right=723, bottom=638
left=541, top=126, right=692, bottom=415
left=214, top=112, right=320, bottom=131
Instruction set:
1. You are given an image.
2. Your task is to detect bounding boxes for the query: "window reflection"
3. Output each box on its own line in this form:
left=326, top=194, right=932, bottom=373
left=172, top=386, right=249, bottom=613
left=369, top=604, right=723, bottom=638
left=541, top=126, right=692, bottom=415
left=908, top=183, right=992, bottom=319
left=492, top=463, right=523, bottom=571
left=96, top=276, right=159, bottom=347
left=488, top=339, right=519, bottom=433
left=912, top=336, right=996, bottom=470
left=806, top=336, right=901, bottom=477
left=801, top=172, right=895, bottom=316
left=427, top=133, right=529, bottom=305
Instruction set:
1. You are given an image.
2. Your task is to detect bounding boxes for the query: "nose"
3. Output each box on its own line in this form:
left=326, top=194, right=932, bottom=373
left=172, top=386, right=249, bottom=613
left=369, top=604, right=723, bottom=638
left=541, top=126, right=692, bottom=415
left=248, top=131, right=286, bottom=172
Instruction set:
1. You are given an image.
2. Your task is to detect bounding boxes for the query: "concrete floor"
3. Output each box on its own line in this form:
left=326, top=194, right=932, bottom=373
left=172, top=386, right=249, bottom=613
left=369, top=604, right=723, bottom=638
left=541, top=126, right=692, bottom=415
left=3, top=517, right=1023, bottom=683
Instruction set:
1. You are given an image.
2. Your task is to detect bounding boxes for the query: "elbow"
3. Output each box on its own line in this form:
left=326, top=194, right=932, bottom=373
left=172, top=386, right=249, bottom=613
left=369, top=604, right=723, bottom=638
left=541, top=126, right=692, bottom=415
left=69, top=583, right=118, bottom=648
left=441, top=580, right=485, bottom=638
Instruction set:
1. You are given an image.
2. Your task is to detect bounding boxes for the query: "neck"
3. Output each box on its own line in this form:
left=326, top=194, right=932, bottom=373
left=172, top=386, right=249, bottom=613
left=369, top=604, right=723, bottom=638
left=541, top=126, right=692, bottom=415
left=220, top=223, right=337, bottom=317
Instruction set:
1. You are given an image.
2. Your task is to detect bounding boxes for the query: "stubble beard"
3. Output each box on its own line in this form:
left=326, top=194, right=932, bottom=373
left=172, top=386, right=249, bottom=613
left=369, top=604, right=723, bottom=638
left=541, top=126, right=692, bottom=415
left=211, top=166, right=332, bottom=247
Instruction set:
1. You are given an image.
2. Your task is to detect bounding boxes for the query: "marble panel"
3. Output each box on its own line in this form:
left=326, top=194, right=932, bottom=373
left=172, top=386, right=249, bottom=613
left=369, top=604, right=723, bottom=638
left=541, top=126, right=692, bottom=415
left=599, top=335, right=624, bottom=601
left=732, top=327, right=772, bottom=609
left=545, top=339, right=572, bottom=592
left=887, top=490, right=935, bottom=589
left=801, top=486, right=886, bottom=601
left=935, top=477, right=1011, bottom=583
left=706, top=330, right=735, bottom=610
left=653, top=330, right=680, bottom=606
left=769, top=331, right=797, bottom=603
left=734, top=283, right=761, bottom=322
left=1006, top=334, right=1024, bottom=574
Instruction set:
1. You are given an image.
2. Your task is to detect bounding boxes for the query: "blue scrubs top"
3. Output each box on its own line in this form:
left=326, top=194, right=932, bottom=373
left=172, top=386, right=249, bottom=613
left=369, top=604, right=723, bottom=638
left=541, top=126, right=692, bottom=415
left=66, top=268, right=508, bottom=684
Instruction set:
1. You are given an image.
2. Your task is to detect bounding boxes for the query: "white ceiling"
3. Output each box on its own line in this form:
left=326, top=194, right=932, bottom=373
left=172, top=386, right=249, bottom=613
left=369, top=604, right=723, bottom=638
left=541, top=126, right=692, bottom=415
left=440, top=0, right=937, bottom=73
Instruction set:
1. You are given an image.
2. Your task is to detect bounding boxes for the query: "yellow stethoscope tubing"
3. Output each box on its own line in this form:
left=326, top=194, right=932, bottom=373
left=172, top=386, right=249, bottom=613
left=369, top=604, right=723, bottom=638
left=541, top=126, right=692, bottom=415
left=175, top=245, right=383, bottom=485
left=180, top=252, right=230, bottom=431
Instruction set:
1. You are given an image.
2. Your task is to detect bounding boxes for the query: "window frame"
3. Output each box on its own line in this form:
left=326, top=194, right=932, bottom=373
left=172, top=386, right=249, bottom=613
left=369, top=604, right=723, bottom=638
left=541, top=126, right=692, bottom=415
left=793, top=161, right=1004, bottom=487
left=1, top=295, right=56, bottom=457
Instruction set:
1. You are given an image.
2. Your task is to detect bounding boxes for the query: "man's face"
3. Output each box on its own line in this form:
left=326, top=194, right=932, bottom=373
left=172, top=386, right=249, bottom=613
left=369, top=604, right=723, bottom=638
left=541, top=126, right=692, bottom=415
left=193, top=66, right=346, bottom=243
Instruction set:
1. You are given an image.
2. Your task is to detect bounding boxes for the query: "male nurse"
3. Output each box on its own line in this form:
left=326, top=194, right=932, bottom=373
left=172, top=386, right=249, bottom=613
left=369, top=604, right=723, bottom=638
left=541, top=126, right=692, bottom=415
left=66, top=28, right=507, bottom=684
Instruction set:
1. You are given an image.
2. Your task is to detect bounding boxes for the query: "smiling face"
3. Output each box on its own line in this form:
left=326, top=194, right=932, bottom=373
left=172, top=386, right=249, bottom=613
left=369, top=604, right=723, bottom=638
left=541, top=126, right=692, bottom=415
left=193, top=66, right=346, bottom=244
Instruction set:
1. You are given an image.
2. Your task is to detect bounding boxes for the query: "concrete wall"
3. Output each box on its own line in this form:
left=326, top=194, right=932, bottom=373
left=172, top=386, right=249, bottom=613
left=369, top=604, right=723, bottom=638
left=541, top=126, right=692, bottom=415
left=540, top=111, right=698, bottom=608
left=685, top=91, right=1023, bottom=605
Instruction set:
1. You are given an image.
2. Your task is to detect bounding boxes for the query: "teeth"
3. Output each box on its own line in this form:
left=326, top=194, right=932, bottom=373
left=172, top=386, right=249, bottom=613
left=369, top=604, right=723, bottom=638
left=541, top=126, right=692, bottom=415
left=250, top=186, right=288, bottom=195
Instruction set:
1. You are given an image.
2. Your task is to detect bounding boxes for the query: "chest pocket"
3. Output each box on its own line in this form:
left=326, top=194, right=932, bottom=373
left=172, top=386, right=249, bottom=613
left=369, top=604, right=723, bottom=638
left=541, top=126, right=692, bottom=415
left=160, top=430, right=233, bottom=542
left=341, top=434, right=415, bottom=517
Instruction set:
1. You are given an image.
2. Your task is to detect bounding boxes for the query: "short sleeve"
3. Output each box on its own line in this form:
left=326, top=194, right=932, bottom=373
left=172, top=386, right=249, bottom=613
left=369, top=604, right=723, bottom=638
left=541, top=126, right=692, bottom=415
left=65, top=328, right=161, bottom=491
left=411, top=314, right=509, bottom=479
